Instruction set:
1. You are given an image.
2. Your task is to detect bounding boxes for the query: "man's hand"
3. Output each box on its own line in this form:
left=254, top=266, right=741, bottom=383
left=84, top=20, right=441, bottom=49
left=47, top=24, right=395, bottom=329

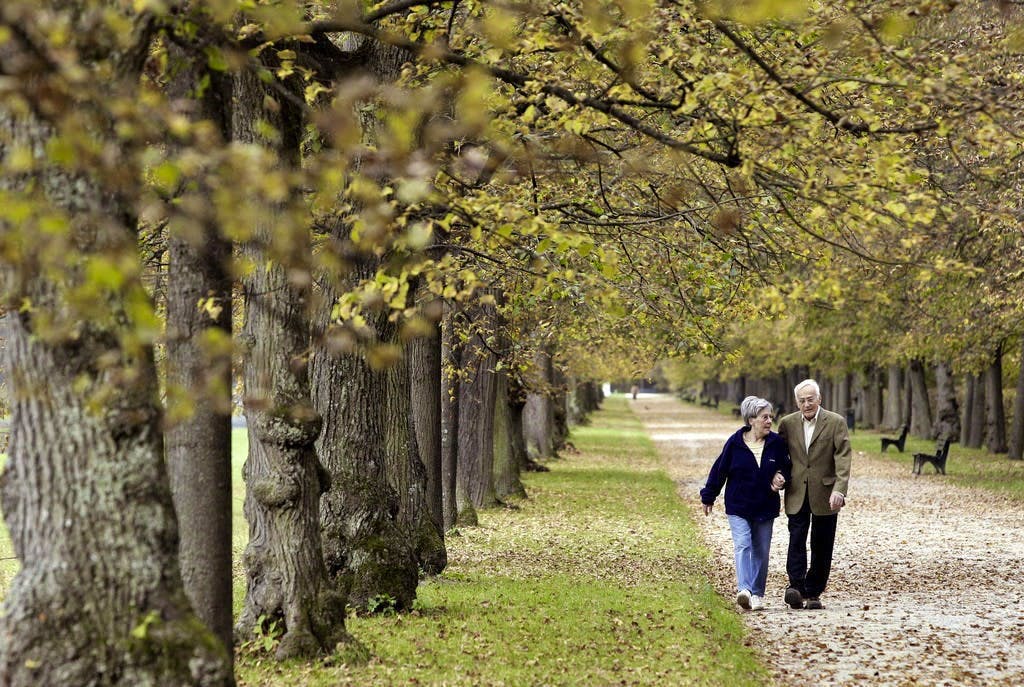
left=702, top=503, right=713, bottom=516
left=829, top=492, right=845, bottom=511
left=771, top=472, right=785, bottom=491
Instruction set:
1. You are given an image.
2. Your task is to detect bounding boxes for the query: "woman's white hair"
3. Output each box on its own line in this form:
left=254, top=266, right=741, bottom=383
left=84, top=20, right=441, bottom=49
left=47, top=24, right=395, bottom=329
left=740, top=396, right=773, bottom=425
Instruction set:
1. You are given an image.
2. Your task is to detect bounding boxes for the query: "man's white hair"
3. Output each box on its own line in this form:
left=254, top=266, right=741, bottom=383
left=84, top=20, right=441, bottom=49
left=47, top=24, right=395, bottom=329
left=793, top=379, right=820, bottom=401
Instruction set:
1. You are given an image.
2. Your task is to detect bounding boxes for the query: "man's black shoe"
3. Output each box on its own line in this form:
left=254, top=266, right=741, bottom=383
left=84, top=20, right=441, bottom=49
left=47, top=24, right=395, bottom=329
left=784, top=587, right=805, bottom=609
left=805, top=597, right=824, bottom=610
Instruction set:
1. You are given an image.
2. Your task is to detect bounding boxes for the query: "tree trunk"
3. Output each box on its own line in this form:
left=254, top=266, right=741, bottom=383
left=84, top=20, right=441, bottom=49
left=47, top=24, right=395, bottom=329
left=819, top=377, right=834, bottom=412
left=908, top=359, right=932, bottom=439
left=1009, top=340, right=1024, bottom=460
left=440, top=303, right=462, bottom=530
left=966, top=373, right=986, bottom=449
left=456, top=300, right=499, bottom=513
left=552, top=367, right=570, bottom=450
left=494, top=370, right=527, bottom=500
left=524, top=347, right=556, bottom=459
left=933, top=361, right=961, bottom=442
left=388, top=340, right=446, bottom=576
left=309, top=253, right=421, bottom=613
left=962, top=374, right=975, bottom=445
left=902, top=366, right=914, bottom=431
left=233, top=68, right=350, bottom=658
left=985, top=344, right=1008, bottom=454
left=882, top=364, right=902, bottom=429
left=862, top=367, right=883, bottom=429
left=837, top=373, right=852, bottom=426
left=409, top=320, right=448, bottom=567
left=163, top=37, right=235, bottom=658
left=0, top=61, right=231, bottom=687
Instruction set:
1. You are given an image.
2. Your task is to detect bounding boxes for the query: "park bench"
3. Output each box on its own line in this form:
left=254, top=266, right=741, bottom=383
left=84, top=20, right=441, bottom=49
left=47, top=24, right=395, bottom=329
left=913, top=436, right=952, bottom=475
left=731, top=407, right=741, bottom=417
left=700, top=398, right=719, bottom=409
left=880, top=424, right=909, bottom=453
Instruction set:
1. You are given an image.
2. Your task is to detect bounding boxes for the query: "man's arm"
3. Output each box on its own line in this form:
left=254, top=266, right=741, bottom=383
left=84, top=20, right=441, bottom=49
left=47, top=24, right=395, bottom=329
left=831, top=414, right=852, bottom=508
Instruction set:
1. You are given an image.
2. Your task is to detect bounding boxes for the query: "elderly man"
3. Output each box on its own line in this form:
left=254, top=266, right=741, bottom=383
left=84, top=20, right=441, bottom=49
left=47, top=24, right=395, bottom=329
left=777, top=379, right=852, bottom=610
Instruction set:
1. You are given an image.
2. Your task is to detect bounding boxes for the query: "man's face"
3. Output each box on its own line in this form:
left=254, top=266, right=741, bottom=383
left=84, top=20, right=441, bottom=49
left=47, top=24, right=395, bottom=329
left=796, top=387, right=820, bottom=420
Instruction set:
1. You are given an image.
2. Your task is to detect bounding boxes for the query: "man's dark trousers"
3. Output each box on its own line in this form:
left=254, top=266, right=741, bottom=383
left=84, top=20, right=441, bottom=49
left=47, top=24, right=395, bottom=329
left=787, top=493, right=838, bottom=598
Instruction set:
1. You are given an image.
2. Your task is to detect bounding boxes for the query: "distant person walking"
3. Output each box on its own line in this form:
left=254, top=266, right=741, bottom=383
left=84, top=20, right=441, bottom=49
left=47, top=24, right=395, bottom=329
left=700, top=396, right=790, bottom=611
left=777, top=379, right=852, bottom=610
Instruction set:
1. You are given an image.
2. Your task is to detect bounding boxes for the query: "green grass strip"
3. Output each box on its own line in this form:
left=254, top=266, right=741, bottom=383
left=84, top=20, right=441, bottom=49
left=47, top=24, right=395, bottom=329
left=237, top=396, right=767, bottom=686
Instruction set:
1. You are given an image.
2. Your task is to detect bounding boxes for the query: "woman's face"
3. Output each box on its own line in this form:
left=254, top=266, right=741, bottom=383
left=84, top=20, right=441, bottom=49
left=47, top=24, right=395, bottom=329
left=750, top=408, right=773, bottom=435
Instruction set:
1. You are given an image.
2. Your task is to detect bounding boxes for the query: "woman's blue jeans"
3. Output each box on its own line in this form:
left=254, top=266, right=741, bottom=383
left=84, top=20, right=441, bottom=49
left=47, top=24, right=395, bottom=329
left=727, top=514, right=775, bottom=596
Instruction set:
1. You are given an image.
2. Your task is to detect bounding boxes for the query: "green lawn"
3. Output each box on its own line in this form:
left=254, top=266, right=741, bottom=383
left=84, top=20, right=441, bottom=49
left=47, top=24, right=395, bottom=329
left=235, top=397, right=767, bottom=685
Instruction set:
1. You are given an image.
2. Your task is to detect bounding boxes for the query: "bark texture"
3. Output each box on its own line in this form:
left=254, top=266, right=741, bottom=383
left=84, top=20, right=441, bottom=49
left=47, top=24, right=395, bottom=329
left=0, top=9, right=231, bottom=684
left=408, top=323, right=448, bottom=569
left=387, top=342, right=446, bottom=576
left=440, top=304, right=462, bottom=530
left=456, top=300, right=500, bottom=512
left=523, top=347, right=556, bottom=460
left=233, top=68, right=350, bottom=659
left=310, top=256, right=422, bottom=613
left=493, top=370, right=527, bottom=501
left=164, top=34, right=235, bottom=657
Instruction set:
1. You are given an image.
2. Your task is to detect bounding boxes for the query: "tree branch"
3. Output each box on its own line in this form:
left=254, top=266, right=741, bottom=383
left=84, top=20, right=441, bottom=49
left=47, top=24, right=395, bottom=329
left=713, top=19, right=940, bottom=136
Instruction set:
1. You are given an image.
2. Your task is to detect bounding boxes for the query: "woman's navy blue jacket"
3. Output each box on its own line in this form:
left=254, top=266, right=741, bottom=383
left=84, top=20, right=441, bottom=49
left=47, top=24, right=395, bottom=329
left=700, top=427, right=792, bottom=521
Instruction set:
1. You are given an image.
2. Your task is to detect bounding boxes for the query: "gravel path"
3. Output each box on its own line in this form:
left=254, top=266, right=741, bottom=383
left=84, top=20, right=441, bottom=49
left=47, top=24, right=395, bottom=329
left=631, top=394, right=1024, bottom=687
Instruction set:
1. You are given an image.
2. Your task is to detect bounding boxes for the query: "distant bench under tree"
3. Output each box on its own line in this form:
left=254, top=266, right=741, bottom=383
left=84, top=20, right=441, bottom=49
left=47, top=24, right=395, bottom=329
left=881, top=424, right=909, bottom=453
left=913, top=436, right=952, bottom=475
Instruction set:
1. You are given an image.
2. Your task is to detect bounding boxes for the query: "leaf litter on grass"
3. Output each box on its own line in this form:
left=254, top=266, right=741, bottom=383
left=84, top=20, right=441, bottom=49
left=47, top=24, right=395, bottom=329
left=237, top=397, right=767, bottom=686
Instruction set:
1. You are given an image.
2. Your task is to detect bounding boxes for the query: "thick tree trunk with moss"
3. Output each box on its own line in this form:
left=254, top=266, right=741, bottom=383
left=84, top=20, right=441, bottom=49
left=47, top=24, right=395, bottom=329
left=0, top=12, right=231, bottom=683
left=984, top=345, right=1008, bottom=454
left=164, top=35, right=235, bottom=657
left=310, top=255, right=421, bottom=613
left=233, top=68, right=350, bottom=659
left=0, top=302, right=233, bottom=687
left=0, top=139, right=230, bottom=685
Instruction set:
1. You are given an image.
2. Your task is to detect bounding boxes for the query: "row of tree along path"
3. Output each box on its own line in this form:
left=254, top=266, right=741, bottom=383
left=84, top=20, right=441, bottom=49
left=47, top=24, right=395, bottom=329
left=632, top=393, right=1024, bottom=687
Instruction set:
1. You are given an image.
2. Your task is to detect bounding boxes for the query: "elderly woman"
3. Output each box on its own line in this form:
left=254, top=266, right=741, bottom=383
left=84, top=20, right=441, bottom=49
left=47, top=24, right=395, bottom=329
left=700, top=396, right=791, bottom=611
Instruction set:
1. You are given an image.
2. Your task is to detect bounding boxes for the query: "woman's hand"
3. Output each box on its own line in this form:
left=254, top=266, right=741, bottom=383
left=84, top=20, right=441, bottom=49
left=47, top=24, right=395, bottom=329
left=702, top=503, right=713, bottom=516
left=771, top=471, right=786, bottom=492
